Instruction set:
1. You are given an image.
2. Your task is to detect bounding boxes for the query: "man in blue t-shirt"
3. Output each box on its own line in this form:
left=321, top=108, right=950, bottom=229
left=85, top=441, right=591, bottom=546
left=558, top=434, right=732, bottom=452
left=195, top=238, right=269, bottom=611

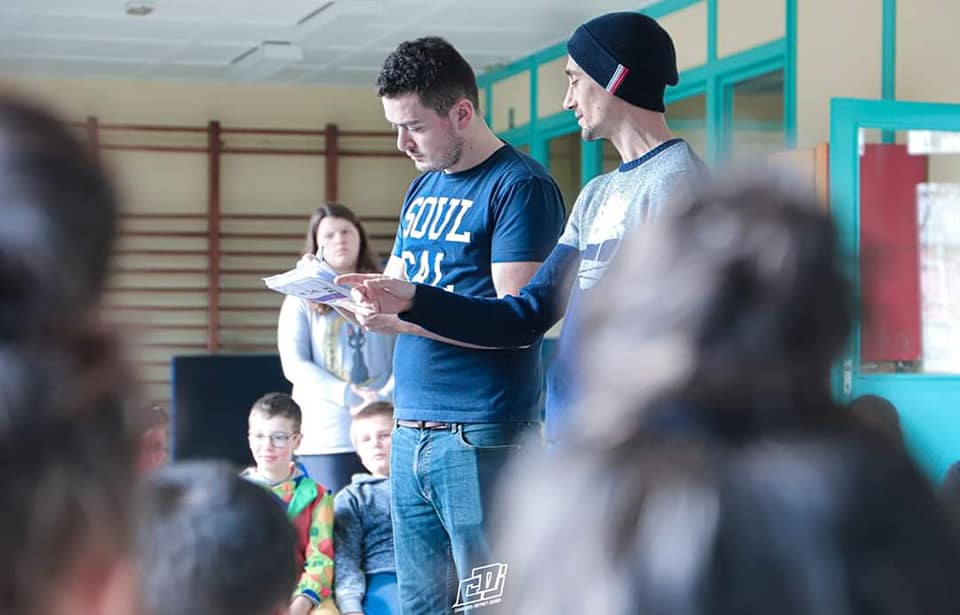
left=341, top=13, right=706, bottom=446
left=361, top=36, right=565, bottom=615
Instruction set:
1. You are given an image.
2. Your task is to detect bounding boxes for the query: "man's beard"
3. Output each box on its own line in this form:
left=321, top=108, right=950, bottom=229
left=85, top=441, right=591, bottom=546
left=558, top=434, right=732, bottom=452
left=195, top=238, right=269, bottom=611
left=420, top=130, right=465, bottom=172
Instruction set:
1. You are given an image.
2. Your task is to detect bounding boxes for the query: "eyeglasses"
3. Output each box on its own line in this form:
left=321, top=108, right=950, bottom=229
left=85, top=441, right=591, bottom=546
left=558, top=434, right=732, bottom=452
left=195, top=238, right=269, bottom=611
left=248, top=431, right=297, bottom=447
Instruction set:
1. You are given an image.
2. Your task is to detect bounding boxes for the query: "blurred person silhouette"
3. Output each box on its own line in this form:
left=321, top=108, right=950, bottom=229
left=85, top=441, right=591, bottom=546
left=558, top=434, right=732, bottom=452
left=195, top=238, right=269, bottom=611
left=136, top=402, right=171, bottom=474
left=940, top=460, right=960, bottom=527
left=137, top=461, right=300, bottom=615
left=495, top=174, right=960, bottom=614
left=0, top=92, right=138, bottom=615
left=849, top=394, right=904, bottom=449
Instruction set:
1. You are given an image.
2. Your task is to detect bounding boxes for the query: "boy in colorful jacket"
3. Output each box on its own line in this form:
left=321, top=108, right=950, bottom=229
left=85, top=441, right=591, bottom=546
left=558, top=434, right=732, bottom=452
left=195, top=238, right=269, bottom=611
left=241, top=392, right=338, bottom=615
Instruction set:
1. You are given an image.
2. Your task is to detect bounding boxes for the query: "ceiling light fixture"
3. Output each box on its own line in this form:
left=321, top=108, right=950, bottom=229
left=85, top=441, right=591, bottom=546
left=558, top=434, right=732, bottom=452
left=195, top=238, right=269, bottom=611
left=125, top=1, right=156, bottom=16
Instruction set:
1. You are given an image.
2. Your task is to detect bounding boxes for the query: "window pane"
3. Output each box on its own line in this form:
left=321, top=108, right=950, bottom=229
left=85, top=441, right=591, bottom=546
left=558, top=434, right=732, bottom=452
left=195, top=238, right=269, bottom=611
left=858, top=128, right=960, bottom=374
left=602, top=92, right=707, bottom=172
left=547, top=133, right=581, bottom=213
left=728, top=69, right=784, bottom=160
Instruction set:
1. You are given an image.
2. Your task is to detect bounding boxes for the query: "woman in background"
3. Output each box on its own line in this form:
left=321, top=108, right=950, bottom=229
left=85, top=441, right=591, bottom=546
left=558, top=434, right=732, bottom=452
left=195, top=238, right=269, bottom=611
left=278, top=203, right=395, bottom=493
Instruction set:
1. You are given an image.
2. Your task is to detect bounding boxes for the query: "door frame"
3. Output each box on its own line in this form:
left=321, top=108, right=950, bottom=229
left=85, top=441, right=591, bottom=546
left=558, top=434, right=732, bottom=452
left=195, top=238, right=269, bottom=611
left=830, top=97, right=960, bottom=478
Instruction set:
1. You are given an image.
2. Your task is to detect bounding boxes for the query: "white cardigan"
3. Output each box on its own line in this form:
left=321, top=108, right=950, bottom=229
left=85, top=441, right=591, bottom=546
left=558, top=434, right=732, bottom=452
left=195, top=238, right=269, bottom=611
left=277, top=295, right=395, bottom=454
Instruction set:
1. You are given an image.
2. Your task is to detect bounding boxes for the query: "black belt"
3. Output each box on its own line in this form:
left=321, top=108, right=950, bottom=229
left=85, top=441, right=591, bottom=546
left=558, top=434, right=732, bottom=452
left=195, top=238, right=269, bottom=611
left=396, top=419, right=460, bottom=431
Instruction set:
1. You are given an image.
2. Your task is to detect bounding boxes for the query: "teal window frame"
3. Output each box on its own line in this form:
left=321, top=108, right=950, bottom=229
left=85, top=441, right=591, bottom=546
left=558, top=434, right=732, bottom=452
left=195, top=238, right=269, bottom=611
left=477, top=0, right=797, bottom=182
left=829, top=97, right=960, bottom=478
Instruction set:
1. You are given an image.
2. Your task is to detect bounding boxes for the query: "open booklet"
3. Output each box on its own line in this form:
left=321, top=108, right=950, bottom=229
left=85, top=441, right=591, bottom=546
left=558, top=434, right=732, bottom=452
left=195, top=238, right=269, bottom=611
left=263, top=257, right=359, bottom=311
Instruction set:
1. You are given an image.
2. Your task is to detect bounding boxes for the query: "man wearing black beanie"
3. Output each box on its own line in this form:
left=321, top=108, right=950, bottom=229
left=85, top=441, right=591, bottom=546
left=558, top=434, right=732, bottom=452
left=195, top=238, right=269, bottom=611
left=341, top=12, right=706, bottom=445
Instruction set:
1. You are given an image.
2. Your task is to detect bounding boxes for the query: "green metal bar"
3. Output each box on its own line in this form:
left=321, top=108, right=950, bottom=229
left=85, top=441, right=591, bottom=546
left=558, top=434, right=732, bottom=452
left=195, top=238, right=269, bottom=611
left=828, top=96, right=960, bottom=393
left=484, top=83, right=493, bottom=127
left=706, top=74, right=723, bottom=163
left=580, top=139, right=603, bottom=187
left=707, top=0, right=717, bottom=62
left=784, top=0, right=797, bottom=147
left=672, top=118, right=782, bottom=131
left=529, top=63, right=548, bottom=165
left=532, top=42, right=568, bottom=65
left=828, top=98, right=862, bottom=403
left=536, top=112, right=578, bottom=138
left=497, top=125, right=533, bottom=147
left=710, top=39, right=786, bottom=80
left=881, top=0, right=897, bottom=142
left=641, top=0, right=704, bottom=19
left=477, top=41, right=567, bottom=88
left=668, top=69, right=709, bottom=102
left=882, top=0, right=896, bottom=100
left=482, top=0, right=788, bottom=173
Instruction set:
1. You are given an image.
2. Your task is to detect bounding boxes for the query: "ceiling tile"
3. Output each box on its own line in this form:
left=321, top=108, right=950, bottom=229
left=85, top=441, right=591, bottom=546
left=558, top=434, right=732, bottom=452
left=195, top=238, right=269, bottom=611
left=440, top=29, right=562, bottom=54
left=308, top=47, right=388, bottom=69
left=130, top=0, right=239, bottom=21
left=1, top=0, right=121, bottom=13
left=191, top=21, right=295, bottom=45
left=1, top=35, right=179, bottom=62
left=231, top=0, right=340, bottom=25
left=0, top=56, right=148, bottom=78
left=297, top=14, right=385, bottom=49
left=302, top=67, right=379, bottom=87
left=17, top=13, right=208, bottom=41
left=143, top=63, right=232, bottom=80
left=170, top=43, right=253, bottom=64
left=0, top=0, right=665, bottom=86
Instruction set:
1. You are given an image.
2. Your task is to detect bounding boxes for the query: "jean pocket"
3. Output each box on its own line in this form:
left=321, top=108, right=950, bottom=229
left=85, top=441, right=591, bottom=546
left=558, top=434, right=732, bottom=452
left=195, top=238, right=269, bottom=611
left=455, top=423, right=535, bottom=451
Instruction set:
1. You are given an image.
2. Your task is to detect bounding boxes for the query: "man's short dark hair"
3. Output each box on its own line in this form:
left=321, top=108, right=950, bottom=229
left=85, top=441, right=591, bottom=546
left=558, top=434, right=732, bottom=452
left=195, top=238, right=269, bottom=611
left=249, top=392, right=301, bottom=433
left=137, top=461, right=298, bottom=615
left=376, top=36, right=480, bottom=115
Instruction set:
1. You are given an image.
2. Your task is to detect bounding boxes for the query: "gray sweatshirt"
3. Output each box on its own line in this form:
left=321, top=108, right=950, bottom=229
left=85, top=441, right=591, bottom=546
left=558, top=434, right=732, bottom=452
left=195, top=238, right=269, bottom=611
left=333, top=474, right=394, bottom=613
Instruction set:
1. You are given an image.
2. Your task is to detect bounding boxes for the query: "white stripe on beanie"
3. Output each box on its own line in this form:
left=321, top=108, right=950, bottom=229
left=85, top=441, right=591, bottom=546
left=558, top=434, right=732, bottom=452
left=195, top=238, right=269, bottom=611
left=605, top=63, right=630, bottom=94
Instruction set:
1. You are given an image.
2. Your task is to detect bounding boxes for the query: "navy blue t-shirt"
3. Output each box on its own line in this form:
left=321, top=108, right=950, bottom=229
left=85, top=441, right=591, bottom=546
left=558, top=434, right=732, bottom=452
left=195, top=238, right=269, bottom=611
left=391, top=144, right=565, bottom=423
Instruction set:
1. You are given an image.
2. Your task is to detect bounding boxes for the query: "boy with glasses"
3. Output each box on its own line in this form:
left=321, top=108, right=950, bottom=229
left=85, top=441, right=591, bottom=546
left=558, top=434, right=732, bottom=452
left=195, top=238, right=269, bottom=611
left=241, top=392, right=337, bottom=615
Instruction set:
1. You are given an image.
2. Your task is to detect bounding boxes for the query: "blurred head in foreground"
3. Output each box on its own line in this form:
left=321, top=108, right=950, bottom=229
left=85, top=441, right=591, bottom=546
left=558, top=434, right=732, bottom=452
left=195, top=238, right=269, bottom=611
left=137, top=461, right=299, bottom=615
left=499, top=174, right=960, bottom=615
left=0, top=92, right=136, bottom=615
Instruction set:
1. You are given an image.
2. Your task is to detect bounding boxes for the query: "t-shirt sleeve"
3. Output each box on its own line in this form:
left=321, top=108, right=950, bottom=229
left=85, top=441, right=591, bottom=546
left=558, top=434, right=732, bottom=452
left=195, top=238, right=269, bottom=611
left=390, top=222, right=404, bottom=259
left=490, top=176, right=566, bottom=263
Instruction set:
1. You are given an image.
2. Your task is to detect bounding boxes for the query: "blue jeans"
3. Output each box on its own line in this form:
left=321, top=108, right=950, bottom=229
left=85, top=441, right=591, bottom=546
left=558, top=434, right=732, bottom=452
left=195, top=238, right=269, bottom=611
left=364, top=572, right=400, bottom=615
left=390, top=422, right=539, bottom=615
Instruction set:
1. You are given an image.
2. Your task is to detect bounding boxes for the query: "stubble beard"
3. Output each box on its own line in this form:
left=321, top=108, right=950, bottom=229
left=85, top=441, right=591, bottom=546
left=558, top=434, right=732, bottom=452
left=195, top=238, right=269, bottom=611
left=420, top=128, right=465, bottom=172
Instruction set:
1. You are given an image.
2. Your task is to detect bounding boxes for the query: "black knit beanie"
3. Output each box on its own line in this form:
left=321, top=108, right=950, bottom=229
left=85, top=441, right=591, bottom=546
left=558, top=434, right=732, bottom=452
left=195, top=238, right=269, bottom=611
left=566, top=12, right=679, bottom=112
